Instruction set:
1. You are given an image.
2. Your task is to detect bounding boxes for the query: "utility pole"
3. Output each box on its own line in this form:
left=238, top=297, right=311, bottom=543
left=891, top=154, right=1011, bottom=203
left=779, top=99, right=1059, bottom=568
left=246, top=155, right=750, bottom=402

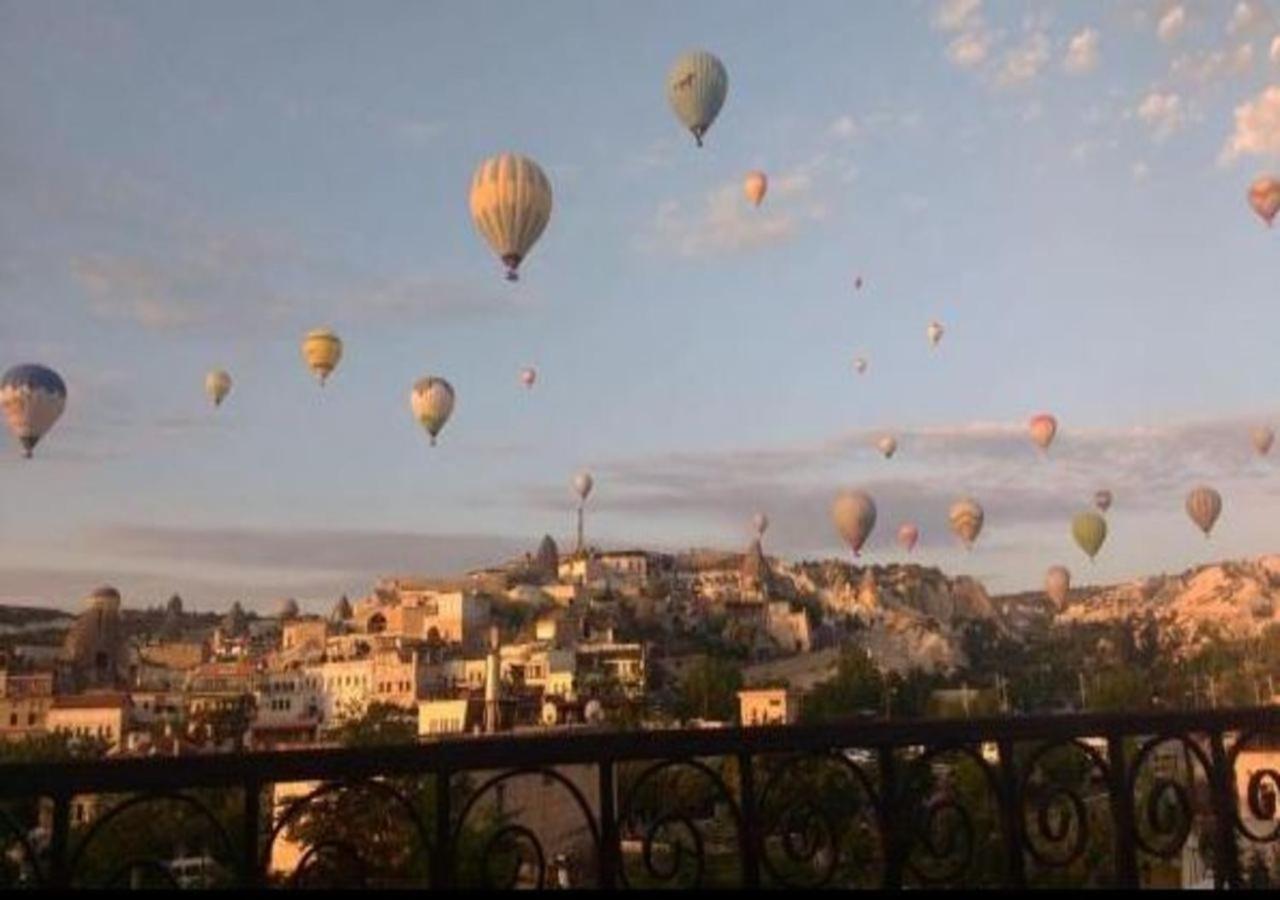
left=1078, top=671, right=1088, bottom=710
left=1207, top=675, right=1218, bottom=710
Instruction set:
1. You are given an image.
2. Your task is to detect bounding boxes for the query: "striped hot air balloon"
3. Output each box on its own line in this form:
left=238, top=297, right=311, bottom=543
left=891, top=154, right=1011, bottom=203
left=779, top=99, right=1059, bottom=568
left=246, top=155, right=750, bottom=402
left=469, top=153, right=553, bottom=281
left=410, top=377, right=455, bottom=446
left=948, top=498, right=984, bottom=550
left=831, top=489, right=877, bottom=557
left=1185, top=486, right=1222, bottom=537
left=301, top=329, right=342, bottom=386
left=1028, top=414, right=1058, bottom=453
left=0, top=364, right=67, bottom=459
left=666, top=50, right=728, bottom=147
left=1248, top=175, right=1280, bottom=227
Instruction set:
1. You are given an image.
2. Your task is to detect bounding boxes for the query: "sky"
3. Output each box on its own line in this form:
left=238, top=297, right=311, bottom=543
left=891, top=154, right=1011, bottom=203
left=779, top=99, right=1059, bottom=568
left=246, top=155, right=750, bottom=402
left=1, top=0, right=1279, bottom=612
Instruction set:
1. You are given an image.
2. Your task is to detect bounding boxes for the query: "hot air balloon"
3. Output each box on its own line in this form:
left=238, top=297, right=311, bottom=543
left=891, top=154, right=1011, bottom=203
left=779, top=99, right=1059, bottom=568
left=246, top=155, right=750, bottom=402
left=831, top=489, right=877, bottom=557
left=0, top=364, right=66, bottom=459
left=752, top=512, right=769, bottom=538
left=948, top=498, right=984, bottom=550
left=1185, top=486, right=1222, bottom=537
left=469, top=153, right=553, bottom=281
left=1028, top=414, right=1058, bottom=453
left=927, top=320, right=945, bottom=348
left=1251, top=426, right=1274, bottom=457
left=666, top=50, right=728, bottom=147
left=897, top=523, right=919, bottom=554
left=876, top=435, right=898, bottom=459
left=573, top=471, right=594, bottom=503
left=205, top=370, right=232, bottom=408
left=301, top=329, right=342, bottom=386
left=1045, top=565, right=1071, bottom=609
left=854, top=276, right=864, bottom=291
left=520, top=367, right=537, bottom=390
left=853, top=357, right=868, bottom=376
left=1094, top=489, right=1113, bottom=513
left=410, top=377, right=455, bottom=446
left=743, top=170, right=767, bottom=207
left=1248, top=175, right=1280, bottom=227
left=1072, top=511, right=1107, bottom=561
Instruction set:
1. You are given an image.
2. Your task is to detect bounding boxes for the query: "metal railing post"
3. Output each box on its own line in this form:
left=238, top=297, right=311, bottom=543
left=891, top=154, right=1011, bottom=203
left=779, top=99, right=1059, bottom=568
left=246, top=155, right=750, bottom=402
left=996, top=738, right=1027, bottom=888
left=1105, top=734, right=1139, bottom=887
left=597, top=758, right=618, bottom=889
left=1207, top=730, right=1241, bottom=889
left=736, top=751, right=760, bottom=888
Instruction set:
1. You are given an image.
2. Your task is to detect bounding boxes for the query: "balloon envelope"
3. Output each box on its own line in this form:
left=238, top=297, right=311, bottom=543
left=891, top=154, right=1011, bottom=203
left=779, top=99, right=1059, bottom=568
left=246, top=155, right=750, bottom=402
left=410, top=377, right=456, bottom=446
left=666, top=50, right=728, bottom=147
left=301, top=329, right=342, bottom=386
left=1248, top=175, right=1280, bottom=227
left=897, top=523, right=919, bottom=554
left=520, top=367, right=537, bottom=389
left=1185, top=486, right=1222, bottom=537
left=831, top=489, right=877, bottom=557
left=1029, top=414, right=1058, bottom=452
left=743, top=170, right=767, bottom=207
left=1094, top=489, right=1113, bottom=513
left=469, top=153, right=553, bottom=281
left=927, top=321, right=944, bottom=347
left=0, top=364, right=66, bottom=458
left=948, top=498, right=984, bottom=549
left=752, top=512, right=769, bottom=537
left=876, top=435, right=897, bottom=459
left=1251, top=426, right=1274, bottom=457
left=853, top=357, right=868, bottom=375
left=1072, top=512, right=1107, bottom=560
left=205, top=370, right=232, bottom=408
left=1045, top=566, right=1071, bottom=609
left=573, top=471, right=594, bottom=502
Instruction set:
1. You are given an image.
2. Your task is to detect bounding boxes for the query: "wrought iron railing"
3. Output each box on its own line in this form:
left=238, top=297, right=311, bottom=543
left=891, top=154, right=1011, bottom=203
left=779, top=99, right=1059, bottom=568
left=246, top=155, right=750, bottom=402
left=1, top=707, right=1278, bottom=889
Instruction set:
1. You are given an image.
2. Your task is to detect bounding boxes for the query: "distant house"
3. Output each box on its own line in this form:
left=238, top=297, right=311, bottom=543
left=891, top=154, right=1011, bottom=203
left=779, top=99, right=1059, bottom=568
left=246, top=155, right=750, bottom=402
left=738, top=687, right=801, bottom=727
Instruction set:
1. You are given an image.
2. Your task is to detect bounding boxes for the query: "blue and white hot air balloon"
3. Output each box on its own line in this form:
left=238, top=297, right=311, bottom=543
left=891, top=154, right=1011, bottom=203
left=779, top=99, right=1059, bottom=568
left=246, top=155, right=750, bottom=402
left=0, top=364, right=67, bottom=458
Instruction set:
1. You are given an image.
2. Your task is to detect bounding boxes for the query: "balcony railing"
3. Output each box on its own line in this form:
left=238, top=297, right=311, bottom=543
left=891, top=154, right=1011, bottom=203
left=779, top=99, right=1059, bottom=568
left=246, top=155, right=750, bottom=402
left=1, top=707, right=1278, bottom=889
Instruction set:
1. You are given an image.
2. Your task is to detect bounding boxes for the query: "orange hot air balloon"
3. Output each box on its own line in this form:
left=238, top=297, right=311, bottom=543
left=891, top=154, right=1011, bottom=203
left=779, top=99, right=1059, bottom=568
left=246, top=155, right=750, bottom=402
left=897, top=523, right=919, bottom=554
left=743, top=171, right=767, bottom=207
left=1029, top=414, right=1058, bottom=453
left=1248, top=175, right=1280, bottom=227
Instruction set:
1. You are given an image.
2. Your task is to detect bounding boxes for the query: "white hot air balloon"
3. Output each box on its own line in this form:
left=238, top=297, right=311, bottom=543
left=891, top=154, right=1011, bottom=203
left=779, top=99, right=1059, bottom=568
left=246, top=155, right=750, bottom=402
left=520, top=367, right=537, bottom=390
left=573, top=471, right=594, bottom=504
left=927, top=320, right=945, bottom=348
left=752, top=512, right=769, bottom=538
left=743, top=170, right=767, bottom=207
left=831, top=489, right=877, bottom=558
left=410, top=377, right=456, bottom=446
left=1045, top=566, right=1071, bottom=609
left=853, top=357, right=868, bottom=376
left=876, top=435, right=898, bottom=459
left=666, top=50, right=729, bottom=147
left=948, top=498, right=985, bottom=550
left=469, top=153, right=553, bottom=281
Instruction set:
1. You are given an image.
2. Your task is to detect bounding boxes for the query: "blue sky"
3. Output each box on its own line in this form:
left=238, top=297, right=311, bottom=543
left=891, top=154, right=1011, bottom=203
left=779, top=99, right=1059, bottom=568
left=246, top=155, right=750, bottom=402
left=2, top=0, right=1279, bottom=611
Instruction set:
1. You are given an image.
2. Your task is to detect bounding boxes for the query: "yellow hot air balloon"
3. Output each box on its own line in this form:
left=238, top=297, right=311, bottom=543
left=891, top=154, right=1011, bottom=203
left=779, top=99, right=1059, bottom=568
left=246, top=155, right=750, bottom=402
left=1072, top=511, right=1107, bottom=561
left=948, top=498, right=984, bottom=550
left=469, top=153, right=553, bottom=281
left=205, top=370, right=232, bottom=408
left=411, top=377, right=455, bottom=446
left=743, top=170, right=767, bottom=207
left=301, top=329, right=342, bottom=387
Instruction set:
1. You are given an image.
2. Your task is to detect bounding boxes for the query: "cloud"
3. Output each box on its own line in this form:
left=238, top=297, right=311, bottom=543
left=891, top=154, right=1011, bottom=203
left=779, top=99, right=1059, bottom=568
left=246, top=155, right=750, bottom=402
left=948, top=29, right=995, bottom=68
left=641, top=162, right=831, bottom=259
left=995, top=31, right=1051, bottom=87
left=1158, top=5, right=1188, bottom=44
left=828, top=115, right=860, bottom=141
left=1135, top=90, right=1188, bottom=140
left=1272, top=35, right=1280, bottom=65
left=1227, top=2, right=1272, bottom=38
left=1219, top=85, right=1280, bottom=163
left=933, top=0, right=983, bottom=33
left=1170, top=43, right=1255, bottom=85
left=1132, top=160, right=1151, bottom=181
left=1064, top=28, right=1100, bottom=75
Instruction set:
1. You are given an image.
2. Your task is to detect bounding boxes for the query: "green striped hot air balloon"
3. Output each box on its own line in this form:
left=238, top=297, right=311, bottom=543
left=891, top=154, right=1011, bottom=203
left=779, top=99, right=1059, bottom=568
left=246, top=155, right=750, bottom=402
left=1071, top=511, right=1107, bottom=562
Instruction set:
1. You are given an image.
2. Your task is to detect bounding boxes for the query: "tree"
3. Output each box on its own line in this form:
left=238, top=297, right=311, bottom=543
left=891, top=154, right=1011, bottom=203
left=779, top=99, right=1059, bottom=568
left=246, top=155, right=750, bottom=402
left=672, top=656, right=742, bottom=723
left=800, top=645, right=884, bottom=724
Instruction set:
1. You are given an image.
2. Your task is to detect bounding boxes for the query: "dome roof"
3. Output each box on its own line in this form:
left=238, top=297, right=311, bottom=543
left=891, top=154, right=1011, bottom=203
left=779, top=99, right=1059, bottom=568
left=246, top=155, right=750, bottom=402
left=165, top=594, right=184, bottom=615
left=86, top=585, right=121, bottom=608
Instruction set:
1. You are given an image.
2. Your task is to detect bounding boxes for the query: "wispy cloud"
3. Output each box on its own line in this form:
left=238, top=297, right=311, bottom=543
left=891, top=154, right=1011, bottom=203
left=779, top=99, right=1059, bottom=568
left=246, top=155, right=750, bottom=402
left=1064, top=28, right=1101, bottom=75
left=995, top=31, right=1051, bottom=87
left=1219, top=85, right=1280, bottom=164
left=1134, top=90, right=1189, bottom=140
left=1158, top=5, right=1189, bottom=44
